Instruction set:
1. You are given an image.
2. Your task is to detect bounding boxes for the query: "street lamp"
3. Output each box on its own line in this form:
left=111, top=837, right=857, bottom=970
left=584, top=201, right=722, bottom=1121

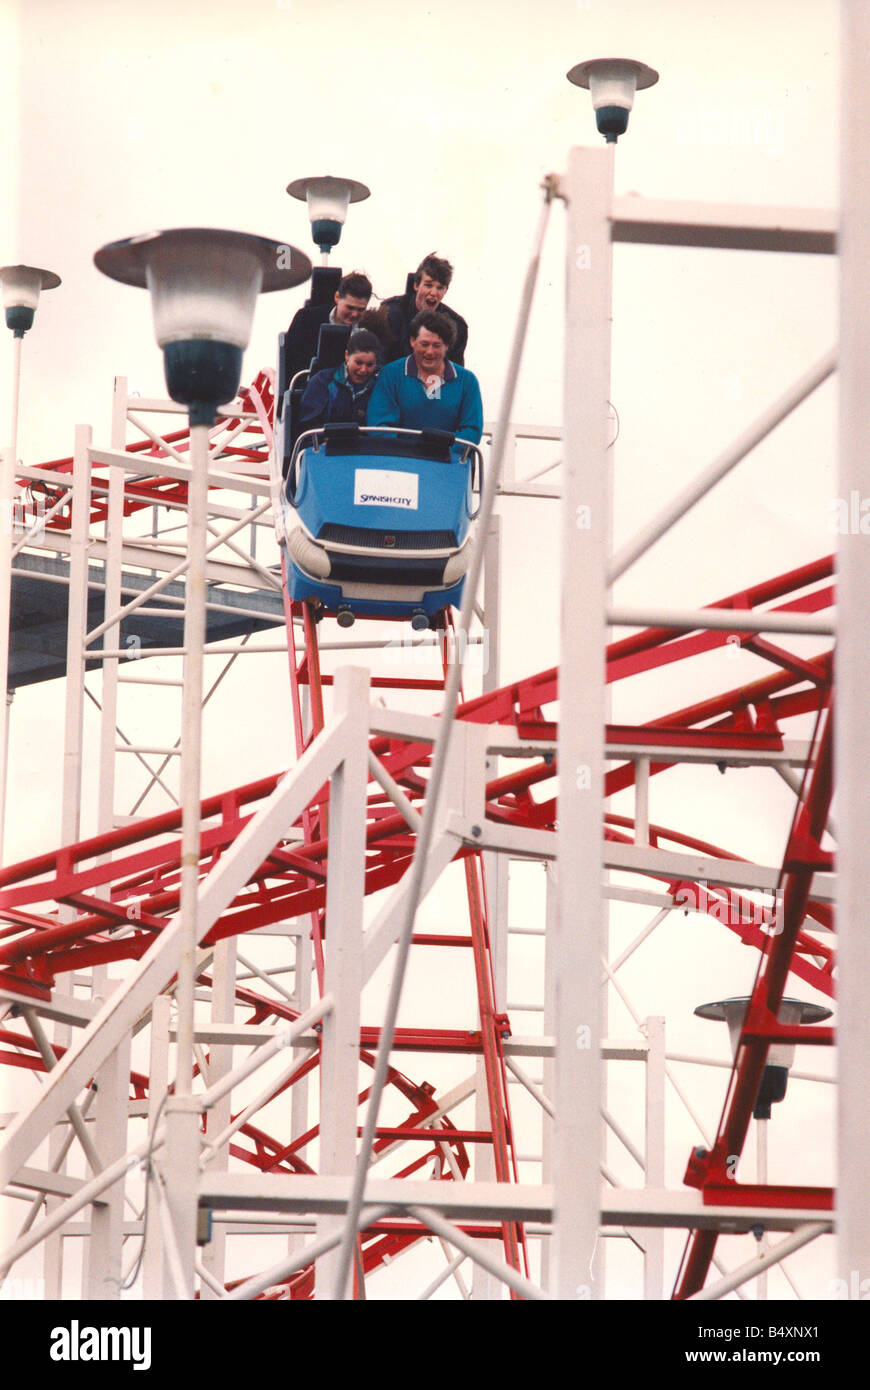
left=95, top=226, right=310, bottom=1295
left=0, top=264, right=61, bottom=867
left=94, top=228, right=309, bottom=424
left=1, top=264, right=61, bottom=458
left=694, top=995, right=832, bottom=1117
left=566, top=58, right=659, bottom=143
left=287, top=175, right=371, bottom=263
left=695, top=994, right=832, bottom=1297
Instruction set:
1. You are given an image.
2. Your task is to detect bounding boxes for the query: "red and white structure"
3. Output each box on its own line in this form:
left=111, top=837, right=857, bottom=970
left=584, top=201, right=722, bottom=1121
left=0, top=9, right=864, bottom=1301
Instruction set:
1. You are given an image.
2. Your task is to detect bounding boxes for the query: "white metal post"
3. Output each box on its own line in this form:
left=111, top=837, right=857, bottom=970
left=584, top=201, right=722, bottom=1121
left=541, top=858, right=558, bottom=1289
left=200, top=935, right=237, bottom=1298
left=315, top=667, right=369, bottom=1299
left=96, top=376, right=128, bottom=834
left=0, top=445, right=14, bottom=863
left=9, top=336, right=22, bottom=462
left=83, top=1017, right=131, bottom=1299
left=836, top=0, right=870, bottom=1297
left=85, top=377, right=130, bottom=1298
left=161, top=419, right=210, bottom=1297
left=61, top=424, right=92, bottom=847
left=288, top=920, right=314, bottom=1259
left=143, top=994, right=171, bottom=1298
left=475, top=513, right=506, bottom=1300
left=756, top=1118, right=769, bottom=1299
left=551, top=145, right=613, bottom=1299
left=643, top=1015, right=665, bottom=1299
left=42, top=422, right=94, bottom=1297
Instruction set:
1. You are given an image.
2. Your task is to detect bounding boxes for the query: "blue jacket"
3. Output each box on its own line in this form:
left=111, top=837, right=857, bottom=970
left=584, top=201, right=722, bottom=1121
left=298, top=364, right=376, bottom=431
left=366, top=356, right=483, bottom=444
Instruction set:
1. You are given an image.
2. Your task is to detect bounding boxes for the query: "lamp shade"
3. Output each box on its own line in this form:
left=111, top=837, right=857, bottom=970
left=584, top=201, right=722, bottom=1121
left=567, top=57, right=659, bottom=100
left=287, top=176, right=371, bottom=254
left=567, top=58, right=659, bottom=143
left=95, top=229, right=310, bottom=348
left=94, top=229, right=311, bottom=421
left=695, top=995, right=831, bottom=1067
left=694, top=995, right=831, bottom=1120
left=0, top=264, right=62, bottom=335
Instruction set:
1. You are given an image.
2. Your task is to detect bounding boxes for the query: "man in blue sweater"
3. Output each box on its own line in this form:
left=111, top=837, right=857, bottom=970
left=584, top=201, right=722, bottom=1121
left=367, top=310, right=483, bottom=444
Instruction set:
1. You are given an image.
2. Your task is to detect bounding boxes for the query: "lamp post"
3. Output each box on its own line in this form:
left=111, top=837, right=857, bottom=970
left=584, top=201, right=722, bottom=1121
left=1, top=263, right=62, bottom=460
left=566, top=58, right=659, bottom=143
left=0, top=264, right=61, bottom=866
left=287, top=175, right=371, bottom=264
left=695, top=995, right=832, bottom=1297
left=95, top=228, right=310, bottom=1294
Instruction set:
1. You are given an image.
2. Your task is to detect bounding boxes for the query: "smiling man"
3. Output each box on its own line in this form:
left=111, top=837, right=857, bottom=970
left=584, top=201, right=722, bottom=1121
left=367, top=310, right=482, bottom=444
left=284, top=271, right=373, bottom=380
left=382, top=253, right=468, bottom=365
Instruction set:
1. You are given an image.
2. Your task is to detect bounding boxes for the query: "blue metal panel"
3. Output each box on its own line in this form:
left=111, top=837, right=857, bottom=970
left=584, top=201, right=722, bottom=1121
left=287, top=560, right=465, bottom=619
left=294, top=448, right=472, bottom=546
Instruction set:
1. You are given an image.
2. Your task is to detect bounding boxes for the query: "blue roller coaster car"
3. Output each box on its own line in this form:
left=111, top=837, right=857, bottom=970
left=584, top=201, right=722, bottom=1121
left=280, top=423, right=483, bottom=629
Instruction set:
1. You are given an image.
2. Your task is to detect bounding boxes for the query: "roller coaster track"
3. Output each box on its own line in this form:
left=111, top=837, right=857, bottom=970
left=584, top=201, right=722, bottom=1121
left=0, top=377, right=837, bottom=1298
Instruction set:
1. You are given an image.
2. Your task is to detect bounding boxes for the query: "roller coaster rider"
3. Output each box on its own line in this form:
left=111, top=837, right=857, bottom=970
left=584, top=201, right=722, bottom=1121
left=297, top=327, right=383, bottom=430
left=367, top=310, right=483, bottom=444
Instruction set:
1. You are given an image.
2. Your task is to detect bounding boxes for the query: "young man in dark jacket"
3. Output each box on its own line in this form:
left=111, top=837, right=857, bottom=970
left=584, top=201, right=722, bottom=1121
left=297, top=329, right=382, bottom=430
left=381, top=253, right=468, bottom=366
left=285, top=271, right=373, bottom=381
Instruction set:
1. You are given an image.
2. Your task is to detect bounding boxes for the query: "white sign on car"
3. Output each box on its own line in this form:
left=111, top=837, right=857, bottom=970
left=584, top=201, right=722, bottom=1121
left=353, top=469, right=419, bottom=510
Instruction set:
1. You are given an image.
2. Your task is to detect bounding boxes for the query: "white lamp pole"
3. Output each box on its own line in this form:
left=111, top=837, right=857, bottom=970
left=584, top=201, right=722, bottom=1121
left=0, top=264, right=61, bottom=865
left=287, top=175, right=370, bottom=264
left=1, top=264, right=62, bottom=459
left=95, top=228, right=310, bottom=1294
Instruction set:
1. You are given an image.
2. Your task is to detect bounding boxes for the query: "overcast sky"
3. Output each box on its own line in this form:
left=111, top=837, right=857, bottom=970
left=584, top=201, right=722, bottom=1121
left=0, top=0, right=843, bottom=1298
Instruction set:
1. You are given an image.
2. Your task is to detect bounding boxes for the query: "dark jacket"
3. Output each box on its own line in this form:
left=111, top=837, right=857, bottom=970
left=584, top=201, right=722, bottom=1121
left=298, top=364, right=377, bottom=431
left=284, top=304, right=333, bottom=381
left=381, top=291, right=468, bottom=367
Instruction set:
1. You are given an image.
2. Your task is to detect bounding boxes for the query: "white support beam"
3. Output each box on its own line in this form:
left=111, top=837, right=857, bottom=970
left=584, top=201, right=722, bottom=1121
left=552, top=144, right=612, bottom=1300
left=0, top=447, right=15, bottom=864
left=199, top=935, right=237, bottom=1300
left=643, top=1016, right=666, bottom=1299
left=198, top=1173, right=833, bottom=1233
left=315, top=668, right=369, bottom=1300
left=611, top=196, right=836, bottom=254
left=88, top=446, right=270, bottom=497
left=607, top=605, right=833, bottom=637
left=836, top=0, right=870, bottom=1293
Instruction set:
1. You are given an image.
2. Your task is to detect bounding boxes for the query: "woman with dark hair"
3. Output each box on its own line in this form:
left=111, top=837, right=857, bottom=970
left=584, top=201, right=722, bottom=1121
left=297, top=327, right=383, bottom=430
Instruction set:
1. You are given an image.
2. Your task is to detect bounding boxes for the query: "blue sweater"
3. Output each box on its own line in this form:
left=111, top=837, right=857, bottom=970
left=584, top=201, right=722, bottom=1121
left=366, top=357, right=483, bottom=444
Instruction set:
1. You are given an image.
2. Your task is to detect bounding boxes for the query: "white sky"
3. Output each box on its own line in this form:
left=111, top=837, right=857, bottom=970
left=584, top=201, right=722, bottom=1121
left=0, top=0, right=845, bottom=1298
